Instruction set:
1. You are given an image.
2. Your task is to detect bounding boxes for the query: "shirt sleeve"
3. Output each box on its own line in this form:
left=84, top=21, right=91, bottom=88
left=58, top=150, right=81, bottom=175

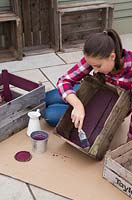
left=57, top=57, right=92, bottom=101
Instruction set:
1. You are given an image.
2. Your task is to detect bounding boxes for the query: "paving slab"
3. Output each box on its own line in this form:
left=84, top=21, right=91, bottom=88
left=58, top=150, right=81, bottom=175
left=30, top=185, right=69, bottom=200
left=41, top=64, right=75, bottom=86
left=0, top=175, right=33, bottom=200
left=0, top=53, right=64, bottom=73
left=57, top=51, right=83, bottom=64
left=26, top=53, right=64, bottom=68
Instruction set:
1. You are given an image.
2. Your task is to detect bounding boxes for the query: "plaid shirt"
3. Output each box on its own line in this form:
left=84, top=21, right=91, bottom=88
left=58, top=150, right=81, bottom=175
left=57, top=49, right=132, bottom=138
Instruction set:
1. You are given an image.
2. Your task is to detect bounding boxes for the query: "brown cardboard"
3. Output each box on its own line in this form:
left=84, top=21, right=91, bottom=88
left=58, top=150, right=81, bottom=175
left=0, top=119, right=130, bottom=200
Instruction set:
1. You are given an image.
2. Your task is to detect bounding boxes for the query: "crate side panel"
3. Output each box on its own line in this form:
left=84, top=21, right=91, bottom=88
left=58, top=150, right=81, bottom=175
left=0, top=85, right=45, bottom=123
left=61, top=9, right=103, bottom=43
left=103, top=166, right=132, bottom=198
left=89, top=91, right=131, bottom=159
left=104, top=156, right=132, bottom=184
left=0, top=102, right=45, bottom=142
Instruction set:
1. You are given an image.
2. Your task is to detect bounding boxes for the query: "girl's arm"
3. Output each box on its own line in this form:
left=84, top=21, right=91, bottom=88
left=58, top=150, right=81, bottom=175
left=65, top=93, right=85, bottom=132
left=57, top=57, right=92, bottom=101
left=57, top=57, right=92, bottom=131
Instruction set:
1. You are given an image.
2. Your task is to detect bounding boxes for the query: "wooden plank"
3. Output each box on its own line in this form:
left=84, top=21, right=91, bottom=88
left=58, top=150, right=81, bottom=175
left=49, top=0, right=59, bottom=50
left=21, top=0, right=32, bottom=47
left=15, top=17, right=22, bottom=60
left=101, top=7, right=107, bottom=30
left=3, top=21, right=11, bottom=48
left=115, top=149, right=132, bottom=164
left=0, top=49, right=18, bottom=62
left=40, top=0, right=50, bottom=45
left=17, top=0, right=24, bottom=47
left=62, top=10, right=101, bottom=25
left=31, top=0, right=40, bottom=46
left=108, top=7, right=114, bottom=28
left=62, top=20, right=102, bottom=34
left=10, top=0, right=19, bottom=14
left=62, top=27, right=101, bottom=43
left=2, top=69, right=12, bottom=101
left=110, top=140, right=132, bottom=159
left=59, top=4, right=114, bottom=13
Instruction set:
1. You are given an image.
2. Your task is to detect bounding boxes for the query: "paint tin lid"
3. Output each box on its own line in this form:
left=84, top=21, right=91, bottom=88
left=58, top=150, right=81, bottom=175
left=14, top=151, right=32, bottom=162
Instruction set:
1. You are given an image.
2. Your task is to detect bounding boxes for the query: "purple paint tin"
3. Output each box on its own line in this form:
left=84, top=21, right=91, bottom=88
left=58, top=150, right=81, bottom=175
left=31, top=130, right=48, bottom=153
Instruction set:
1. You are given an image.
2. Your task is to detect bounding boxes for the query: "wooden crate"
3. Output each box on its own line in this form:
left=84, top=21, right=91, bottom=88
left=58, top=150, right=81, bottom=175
left=57, top=1, right=114, bottom=51
left=0, top=11, right=22, bottom=62
left=103, top=141, right=132, bottom=198
left=55, top=74, right=131, bottom=160
left=0, top=70, right=45, bottom=142
left=16, top=0, right=59, bottom=55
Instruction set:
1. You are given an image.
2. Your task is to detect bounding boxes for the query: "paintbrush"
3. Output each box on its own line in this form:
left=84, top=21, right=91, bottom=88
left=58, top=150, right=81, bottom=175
left=78, top=129, right=90, bottom=150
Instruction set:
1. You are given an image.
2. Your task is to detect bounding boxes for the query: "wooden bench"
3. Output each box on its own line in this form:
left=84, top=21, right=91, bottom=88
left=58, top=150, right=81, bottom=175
left=57, top=1, right=114, bottom=51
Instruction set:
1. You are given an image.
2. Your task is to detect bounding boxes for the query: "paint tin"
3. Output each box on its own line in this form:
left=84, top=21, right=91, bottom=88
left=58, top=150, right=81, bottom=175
left=31, top=130, right=48, bottom=153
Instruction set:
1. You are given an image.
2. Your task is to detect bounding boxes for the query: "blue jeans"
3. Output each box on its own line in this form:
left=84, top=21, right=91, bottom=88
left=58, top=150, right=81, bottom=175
left=43, top=84, right=80, bottom=126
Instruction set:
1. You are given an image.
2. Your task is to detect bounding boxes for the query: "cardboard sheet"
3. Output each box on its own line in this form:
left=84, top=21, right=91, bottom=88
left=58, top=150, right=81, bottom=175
left=0, top=119, right=130, bottom=200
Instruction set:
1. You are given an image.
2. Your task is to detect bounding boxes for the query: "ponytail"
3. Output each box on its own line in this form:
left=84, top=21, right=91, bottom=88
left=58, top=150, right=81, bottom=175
left=107, top=29, right=123, bottom=69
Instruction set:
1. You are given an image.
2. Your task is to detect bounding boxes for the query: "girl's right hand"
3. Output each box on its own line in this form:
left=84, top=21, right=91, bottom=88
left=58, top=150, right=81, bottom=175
left=71, top=103, right=85, bottom=132
left=65, top=93, right=85, bottom=131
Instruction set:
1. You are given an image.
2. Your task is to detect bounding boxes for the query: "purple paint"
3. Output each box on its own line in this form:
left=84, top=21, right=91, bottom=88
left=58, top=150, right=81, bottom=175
left=31, top=131, right=48, bottom=141
left=14, top=151, right=32, bottom=162
left=69, top=89, right=119, bottom=148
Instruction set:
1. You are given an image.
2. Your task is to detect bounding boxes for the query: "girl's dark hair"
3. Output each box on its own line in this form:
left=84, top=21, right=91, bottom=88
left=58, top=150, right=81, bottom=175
left=83, top=29, right=123, bottom=70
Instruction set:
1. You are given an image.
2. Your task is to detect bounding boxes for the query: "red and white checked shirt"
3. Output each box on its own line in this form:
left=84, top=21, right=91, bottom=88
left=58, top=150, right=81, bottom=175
left=57, top=49, right=132, bottom=138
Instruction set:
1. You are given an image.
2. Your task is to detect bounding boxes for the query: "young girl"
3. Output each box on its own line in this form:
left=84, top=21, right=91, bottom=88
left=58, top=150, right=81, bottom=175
left=57, top=29, right=132, bottom=141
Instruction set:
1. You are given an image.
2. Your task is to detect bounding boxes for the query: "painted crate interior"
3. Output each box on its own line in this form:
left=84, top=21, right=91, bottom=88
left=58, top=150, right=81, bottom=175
left=56, top=74, right=131, bottom=160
